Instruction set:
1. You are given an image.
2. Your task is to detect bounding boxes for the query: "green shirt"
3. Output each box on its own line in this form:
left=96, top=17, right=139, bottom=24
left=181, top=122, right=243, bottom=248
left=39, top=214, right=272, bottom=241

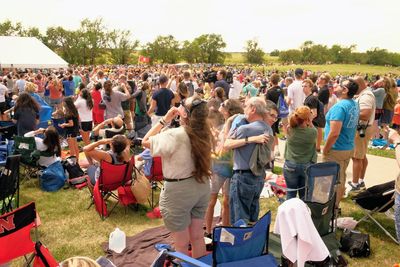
left=284, top=126, right=317, bottom=163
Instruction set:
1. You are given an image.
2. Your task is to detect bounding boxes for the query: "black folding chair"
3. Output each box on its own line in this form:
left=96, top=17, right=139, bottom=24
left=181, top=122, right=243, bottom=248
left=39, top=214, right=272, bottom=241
left=0, top=155, right=21, bottom=214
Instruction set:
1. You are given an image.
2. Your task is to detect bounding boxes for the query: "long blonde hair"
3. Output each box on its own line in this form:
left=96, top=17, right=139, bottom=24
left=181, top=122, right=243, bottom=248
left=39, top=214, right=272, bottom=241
left=61, top=256, right=100, bottom=267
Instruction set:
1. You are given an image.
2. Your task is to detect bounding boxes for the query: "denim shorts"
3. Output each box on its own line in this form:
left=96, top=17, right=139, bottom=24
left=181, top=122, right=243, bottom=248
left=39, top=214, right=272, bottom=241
left=210, top=173, right=230, bottom=195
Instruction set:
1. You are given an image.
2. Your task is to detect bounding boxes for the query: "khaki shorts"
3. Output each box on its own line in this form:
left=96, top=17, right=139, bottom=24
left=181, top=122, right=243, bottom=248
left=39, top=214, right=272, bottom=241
left=159, top=177, right=210, bottom=232
left=123, top=110, right=133, bottom=128
left=353, top=126, right=374, bottom=159
left=322, top=149, right=353, bottom=195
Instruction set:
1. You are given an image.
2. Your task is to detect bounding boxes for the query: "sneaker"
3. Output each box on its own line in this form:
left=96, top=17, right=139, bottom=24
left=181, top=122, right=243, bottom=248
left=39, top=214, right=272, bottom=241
left=347, top=181, right=361, bottom=192
left=274, top=150, right=281, bottom=157
left=279, top=136, right=287, bottom=141
left=359, top=181, right=366, bottom=189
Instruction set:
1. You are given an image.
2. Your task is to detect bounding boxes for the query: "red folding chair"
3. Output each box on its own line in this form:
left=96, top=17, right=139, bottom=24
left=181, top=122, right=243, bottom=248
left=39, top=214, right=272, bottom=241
left=146, top=156, right=163, bottom=208
left=90, top=156, right=137, bottom=220
left=0, top=202, right=58, bottom=267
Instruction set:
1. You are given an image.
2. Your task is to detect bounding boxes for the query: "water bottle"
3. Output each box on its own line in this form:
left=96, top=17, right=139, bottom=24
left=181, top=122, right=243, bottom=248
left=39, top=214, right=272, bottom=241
left=109, top=228, right=126, bottom=253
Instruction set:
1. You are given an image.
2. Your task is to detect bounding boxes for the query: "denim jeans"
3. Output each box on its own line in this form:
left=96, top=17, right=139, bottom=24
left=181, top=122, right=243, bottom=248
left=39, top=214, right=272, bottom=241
left=229, top=172, right=264, bottom=224
left=283, top=160, right=312, bottom=200
left=395, top=191, right=400, bottom=243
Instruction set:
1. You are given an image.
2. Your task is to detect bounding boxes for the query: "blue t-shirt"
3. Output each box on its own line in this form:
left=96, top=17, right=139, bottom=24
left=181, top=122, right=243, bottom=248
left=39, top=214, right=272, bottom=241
left=62, top=80, right=75, bottom=97
left=152, top=88, right=174, bottom=116
left=231, top=120, right=273, bottom=170
left=324, top=99, right=359, bottom=150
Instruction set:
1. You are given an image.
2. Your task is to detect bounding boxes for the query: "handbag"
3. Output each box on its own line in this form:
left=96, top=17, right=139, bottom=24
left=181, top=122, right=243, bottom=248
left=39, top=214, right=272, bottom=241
left=131, top=167, right=151, bottom=204
left=98, top=100, right=107, bottom=110
left=340, top=229, right=371, bottom=258
left=278, top=94, right=289, bottom=118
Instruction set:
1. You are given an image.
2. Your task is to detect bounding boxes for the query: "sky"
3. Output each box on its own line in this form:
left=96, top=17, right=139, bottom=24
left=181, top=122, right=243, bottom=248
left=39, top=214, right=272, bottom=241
left=1, top=0, right=399, bottom=53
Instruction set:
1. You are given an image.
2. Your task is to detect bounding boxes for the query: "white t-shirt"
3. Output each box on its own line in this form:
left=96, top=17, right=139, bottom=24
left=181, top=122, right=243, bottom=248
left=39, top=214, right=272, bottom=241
left=150, top=127, right=195, bottom=179
left=356, top=88, right=376, bottom=126
left=229, top=79, right=242, bottom=99
left=24, top=131, right=60, bottom=167
left=287, top=80, right=305, bottom=114
left=74, top=96, right=93, bottom=122
left=0, top=84, right=7, bottom=102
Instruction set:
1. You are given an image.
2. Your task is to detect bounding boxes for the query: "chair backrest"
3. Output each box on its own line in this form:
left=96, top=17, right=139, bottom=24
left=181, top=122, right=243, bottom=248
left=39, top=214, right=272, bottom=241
left=353, top=180, right=395, bottom=212
left=151, top=157, right=163, bottom=181
left=98, top=157, right=131, bottom=192
left=0, top=202, right=36, bottom=264
left=13, top=136, right=38, bottom=166
left=304, top=162, right=339, bottom=236
left=212, top=211, right=271, bottom=264
left=305, top=162, right=339, bottom=204
left=0, top=155, right=21, bottom=214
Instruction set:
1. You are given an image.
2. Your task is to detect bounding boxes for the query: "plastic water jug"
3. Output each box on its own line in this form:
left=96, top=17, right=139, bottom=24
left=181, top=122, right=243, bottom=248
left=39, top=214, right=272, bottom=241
left=109, top=228, right=126, bottom=253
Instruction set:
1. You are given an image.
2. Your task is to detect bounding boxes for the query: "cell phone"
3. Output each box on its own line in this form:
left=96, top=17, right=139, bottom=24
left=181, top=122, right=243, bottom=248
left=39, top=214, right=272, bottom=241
left=96, top=256, right=117, bottom=267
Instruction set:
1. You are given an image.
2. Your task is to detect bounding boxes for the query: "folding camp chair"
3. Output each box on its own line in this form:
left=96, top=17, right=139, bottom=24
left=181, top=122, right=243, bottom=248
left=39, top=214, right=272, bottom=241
left=13, top=136, right=43, bottom=180
left=0, top=155, right=21, bottom=215
left=0, top=202, right=58, bottom=267
left=269, top=162, right=343, bottom=264
left=151, top=211, right=278, bottom=267
left=88, top=156, right=137, bottom=220
left=352, top=180, right=399, bottom=245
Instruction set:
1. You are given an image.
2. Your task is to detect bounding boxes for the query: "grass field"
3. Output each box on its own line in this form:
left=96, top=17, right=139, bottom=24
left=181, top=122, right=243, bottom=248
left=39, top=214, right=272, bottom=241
left=10, top=168, right=400, bottom=266
left=224, top=52, right=400, bottom=76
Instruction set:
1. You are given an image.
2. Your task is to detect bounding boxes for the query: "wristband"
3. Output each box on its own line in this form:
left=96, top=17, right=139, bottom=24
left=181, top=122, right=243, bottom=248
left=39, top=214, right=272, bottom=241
left=245, top=136, right=249, bottom=144
left=159, top=119, right=165, bottom=126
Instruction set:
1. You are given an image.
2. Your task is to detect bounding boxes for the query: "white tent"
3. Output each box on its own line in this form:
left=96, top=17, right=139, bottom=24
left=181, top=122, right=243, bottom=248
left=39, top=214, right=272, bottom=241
left=0, top=36, right=68, bottom=69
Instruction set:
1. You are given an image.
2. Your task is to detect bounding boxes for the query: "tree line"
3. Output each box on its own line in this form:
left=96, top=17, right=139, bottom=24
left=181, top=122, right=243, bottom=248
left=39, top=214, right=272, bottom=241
left=1, top=19, right=399, bottom=66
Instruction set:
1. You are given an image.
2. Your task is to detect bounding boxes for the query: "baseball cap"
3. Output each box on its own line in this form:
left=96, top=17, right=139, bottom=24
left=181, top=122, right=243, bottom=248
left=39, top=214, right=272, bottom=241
left=295, top=68, right=304, bottom=76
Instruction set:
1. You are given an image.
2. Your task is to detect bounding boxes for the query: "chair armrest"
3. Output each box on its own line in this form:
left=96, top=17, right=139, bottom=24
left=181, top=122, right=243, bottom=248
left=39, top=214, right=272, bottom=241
left=154, top=244, right=210, bottom=267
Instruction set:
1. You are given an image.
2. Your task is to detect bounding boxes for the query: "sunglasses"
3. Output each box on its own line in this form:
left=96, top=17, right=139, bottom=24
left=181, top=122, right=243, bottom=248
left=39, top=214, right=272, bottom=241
left=180, top=99, right=206, bottom=115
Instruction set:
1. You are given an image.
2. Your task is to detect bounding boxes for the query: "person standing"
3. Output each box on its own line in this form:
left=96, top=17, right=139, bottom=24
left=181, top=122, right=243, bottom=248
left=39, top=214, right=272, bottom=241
left=287, top=68, right=305, bottom=115
left=349, top=77, right=376, bottom=191
left=224, top=97, right=273, bottom=224
left=323, top=79, right=359, bottom=207
left=214, top=69, right=231, bottom=99
left=75, top=89, right=93, bottom=145
left=284, top=106, right=317, bottom=200
left=142, top=96, right=212, bottom=258
left=303, top=79, right=325, bottom=152
left=147, top=75, right=175, bottom=126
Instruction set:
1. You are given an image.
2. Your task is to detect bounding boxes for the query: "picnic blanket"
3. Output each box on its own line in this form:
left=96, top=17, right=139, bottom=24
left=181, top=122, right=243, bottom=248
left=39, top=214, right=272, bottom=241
left=102, top=226, right=173, bottom=267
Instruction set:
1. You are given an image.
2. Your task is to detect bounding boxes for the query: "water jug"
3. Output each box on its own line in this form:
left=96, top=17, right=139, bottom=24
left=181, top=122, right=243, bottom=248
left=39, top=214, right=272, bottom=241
left=109, top=228, right=126, bottom=253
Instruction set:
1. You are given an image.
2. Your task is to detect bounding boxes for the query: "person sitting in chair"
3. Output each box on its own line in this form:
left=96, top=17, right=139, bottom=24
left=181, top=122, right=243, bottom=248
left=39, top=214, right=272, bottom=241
left=24, top=126, right=61, bottom=168
left=83, top=134, right=131, bottom=186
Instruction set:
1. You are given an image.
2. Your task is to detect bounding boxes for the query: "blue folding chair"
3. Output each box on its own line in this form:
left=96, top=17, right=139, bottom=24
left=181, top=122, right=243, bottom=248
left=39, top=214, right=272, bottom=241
left=151, top=211, right=278, bottom=267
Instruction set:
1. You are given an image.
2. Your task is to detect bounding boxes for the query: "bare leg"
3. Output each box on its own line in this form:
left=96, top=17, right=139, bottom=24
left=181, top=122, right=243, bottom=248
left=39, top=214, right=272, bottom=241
left=222, top=193, right=230, bottom=226
left=171, top=228, right=190, bottom=255
left=189, top=218, right=207, bottom=258
left=80, top=130, right=90, bottom=145
left=67, top=137, right=76, bottom=157
left=352, top=158, right=362, bottom=184
left=204, top=194, right=218, bottom=234
left=360, top=157, right=368, bottom=181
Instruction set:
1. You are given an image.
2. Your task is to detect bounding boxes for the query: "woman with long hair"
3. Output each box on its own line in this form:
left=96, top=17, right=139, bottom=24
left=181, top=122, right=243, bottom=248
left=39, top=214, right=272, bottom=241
left=102, top=79, right=130, bottom=120
left=59, top=97, right=80, bottom=157
left=24, top=126, right=61, bottom=167
left=142, top=96, right=212, bottom=258
left=75, top=88, right=93, bottom=145
left=12, top=92, right=40, bottom=136
left=204, top=99, right=243, bottom=237
left=283, top=106, right=317, bottom=200
left=84, top=134, right=131, bottom=185
left=172, top=82, right=189, bottom=107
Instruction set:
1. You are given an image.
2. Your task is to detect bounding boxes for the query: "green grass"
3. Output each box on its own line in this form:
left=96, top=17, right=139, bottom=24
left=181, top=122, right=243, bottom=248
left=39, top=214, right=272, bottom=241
left=224, top=52, right=400, bottom=76
left=367, top=147, right=396, bottom=159
left=9, top=169, right=400, bottom=266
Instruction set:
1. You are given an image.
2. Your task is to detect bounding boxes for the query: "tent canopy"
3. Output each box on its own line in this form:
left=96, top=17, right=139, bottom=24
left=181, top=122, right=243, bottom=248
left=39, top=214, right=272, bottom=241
left=0, top=36, right=68, bottom=69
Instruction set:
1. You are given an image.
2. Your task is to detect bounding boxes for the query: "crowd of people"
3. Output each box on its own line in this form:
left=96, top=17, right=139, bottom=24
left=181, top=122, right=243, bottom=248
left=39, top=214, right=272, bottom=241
left=1, top=64, right=400, bottom=259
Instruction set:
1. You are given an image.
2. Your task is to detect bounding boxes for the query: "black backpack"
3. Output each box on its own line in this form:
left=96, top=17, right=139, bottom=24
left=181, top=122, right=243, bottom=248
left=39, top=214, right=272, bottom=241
left=62, top=156, right=86, bottom=185
left=340, top=229, right=371, bottom=258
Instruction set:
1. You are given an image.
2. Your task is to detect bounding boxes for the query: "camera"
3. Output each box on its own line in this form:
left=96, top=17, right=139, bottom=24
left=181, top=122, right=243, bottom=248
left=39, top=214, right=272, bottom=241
left=357, top=124, right=368, bottom=138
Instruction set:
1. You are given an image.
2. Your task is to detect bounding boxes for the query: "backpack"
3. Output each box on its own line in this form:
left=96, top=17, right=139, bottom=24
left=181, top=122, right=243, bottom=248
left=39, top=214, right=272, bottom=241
left=62, top=156, right=86, bottom=186
left=40, top=161, right=66, bottom=192
left=278, top=94, right=289, bottom=118
left=340, top=229, right=371, bottom=258
left=186, top=81, right=194, bottom=96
